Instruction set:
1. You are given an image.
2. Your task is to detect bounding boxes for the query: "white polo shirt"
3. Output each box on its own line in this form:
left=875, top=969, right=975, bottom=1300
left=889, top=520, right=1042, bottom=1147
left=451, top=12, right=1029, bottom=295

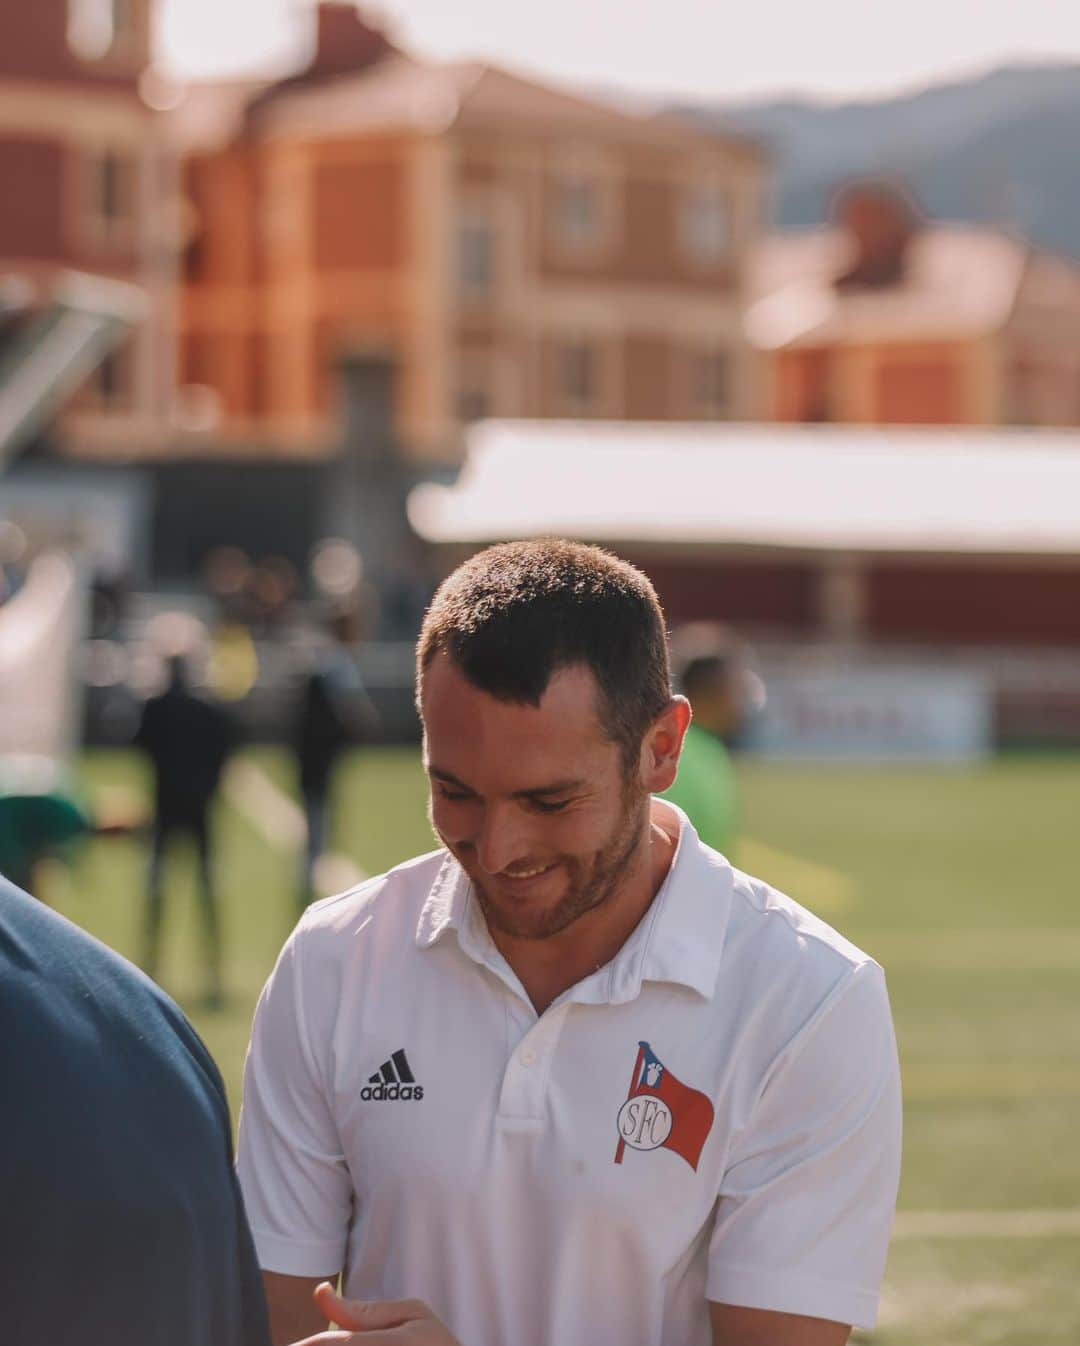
left=238, top=806, right=901, bottom=1346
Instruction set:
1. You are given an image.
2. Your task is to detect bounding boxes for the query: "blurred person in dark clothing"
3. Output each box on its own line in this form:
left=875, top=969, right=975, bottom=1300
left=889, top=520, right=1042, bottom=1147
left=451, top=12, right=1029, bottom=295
left=135, top=651, right=232, bottom=1005
left=293, top=607, right=377, bottom=909
left=0, top=875, right=272, bottom=1346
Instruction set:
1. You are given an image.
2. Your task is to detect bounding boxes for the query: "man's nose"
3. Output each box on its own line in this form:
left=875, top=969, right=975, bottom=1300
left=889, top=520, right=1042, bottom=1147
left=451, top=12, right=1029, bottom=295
left=472, top=800, right=533, bottom=875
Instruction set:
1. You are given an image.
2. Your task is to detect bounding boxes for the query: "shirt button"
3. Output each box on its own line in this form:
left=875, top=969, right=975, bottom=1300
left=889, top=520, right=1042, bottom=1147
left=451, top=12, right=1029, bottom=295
left=520, top=1048, right=537, bottom=1067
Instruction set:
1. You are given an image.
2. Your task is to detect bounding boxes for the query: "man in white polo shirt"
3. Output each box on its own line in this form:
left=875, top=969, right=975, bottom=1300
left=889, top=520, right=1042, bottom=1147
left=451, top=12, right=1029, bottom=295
left=238, top=540, right=901, bottom=1346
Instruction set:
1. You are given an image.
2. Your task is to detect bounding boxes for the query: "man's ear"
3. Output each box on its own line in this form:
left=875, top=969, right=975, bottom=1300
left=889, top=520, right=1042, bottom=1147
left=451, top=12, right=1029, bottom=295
left=641, top=696, right=691, bottom=795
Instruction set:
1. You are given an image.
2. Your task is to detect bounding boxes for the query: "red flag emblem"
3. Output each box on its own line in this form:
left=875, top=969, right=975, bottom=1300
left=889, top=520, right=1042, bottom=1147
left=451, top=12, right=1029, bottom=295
left=614, top=1041, right=715, bottom=1171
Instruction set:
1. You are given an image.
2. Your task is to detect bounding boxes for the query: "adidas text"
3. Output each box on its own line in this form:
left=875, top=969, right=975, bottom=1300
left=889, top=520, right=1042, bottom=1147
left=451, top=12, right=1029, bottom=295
left=360, top=1082, right=424, bottom=1102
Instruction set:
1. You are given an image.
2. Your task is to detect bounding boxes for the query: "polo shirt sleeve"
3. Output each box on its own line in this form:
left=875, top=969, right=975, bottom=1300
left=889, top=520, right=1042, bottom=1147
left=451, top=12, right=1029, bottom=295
left=236, top=927, right=353, bottom=1278
left=706, top=960, right=901, bottom=1330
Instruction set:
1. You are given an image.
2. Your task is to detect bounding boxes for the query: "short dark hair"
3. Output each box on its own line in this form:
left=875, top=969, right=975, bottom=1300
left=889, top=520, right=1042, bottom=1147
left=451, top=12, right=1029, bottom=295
left=680, top=654, right=732, bottom=700
left=671, top=622, right=743, bottom=699
left=417, top=540, right=671, bottom=770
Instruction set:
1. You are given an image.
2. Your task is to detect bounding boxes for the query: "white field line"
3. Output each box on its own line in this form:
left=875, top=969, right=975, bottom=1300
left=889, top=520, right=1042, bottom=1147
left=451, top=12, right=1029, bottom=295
left=223, top=760, right=366, bottom=894
left=893, top=1209, right=1080, bottom=1239
left=225, top=759, right=306, bottom=847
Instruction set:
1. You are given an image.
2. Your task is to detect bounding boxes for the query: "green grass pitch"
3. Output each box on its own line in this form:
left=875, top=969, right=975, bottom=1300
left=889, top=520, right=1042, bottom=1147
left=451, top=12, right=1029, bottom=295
left=55, top=748, right=1080, bottom=1345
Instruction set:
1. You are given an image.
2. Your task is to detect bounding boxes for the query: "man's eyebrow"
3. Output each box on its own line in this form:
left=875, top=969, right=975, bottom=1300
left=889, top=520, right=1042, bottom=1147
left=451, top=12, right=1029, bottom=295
left=427, top=766, right=473, bottom=790
left=426, top=768, right=585, bottom=799
left=512, top=778, right=585, bottom=799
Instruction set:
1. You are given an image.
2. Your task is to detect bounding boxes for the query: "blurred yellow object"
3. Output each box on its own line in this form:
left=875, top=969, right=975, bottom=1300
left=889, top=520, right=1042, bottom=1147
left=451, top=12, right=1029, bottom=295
left=90, top=783, right=149, bottom=833
left=738, top=836, right=855, bottom=913
left=207, top=625, right=259, bottom=701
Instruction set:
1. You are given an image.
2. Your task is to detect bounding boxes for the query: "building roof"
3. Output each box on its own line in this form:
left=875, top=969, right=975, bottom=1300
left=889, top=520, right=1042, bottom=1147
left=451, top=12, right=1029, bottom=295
left=408, top=419, right=1080, bottom=558
left=745, top=225, right=1030, bottom=349
left=244, top=53, right=761, bottom=157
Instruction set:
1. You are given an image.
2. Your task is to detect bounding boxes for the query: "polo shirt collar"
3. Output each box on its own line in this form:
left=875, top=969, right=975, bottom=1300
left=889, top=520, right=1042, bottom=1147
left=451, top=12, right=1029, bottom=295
left=612, top=801, right=733, bottom=1003
left=414, top=802, right=733, bottom=1005
left=414, top=854, right=465, bottom=949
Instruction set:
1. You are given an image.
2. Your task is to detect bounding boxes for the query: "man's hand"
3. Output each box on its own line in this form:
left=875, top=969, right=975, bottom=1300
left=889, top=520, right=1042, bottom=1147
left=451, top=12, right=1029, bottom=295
left=292, top=1283, right=463, bottom=1345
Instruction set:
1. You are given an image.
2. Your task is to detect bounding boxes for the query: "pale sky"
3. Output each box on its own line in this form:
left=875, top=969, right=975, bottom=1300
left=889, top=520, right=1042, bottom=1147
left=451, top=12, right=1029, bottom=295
left=158, top=0, right=1080, bottom=104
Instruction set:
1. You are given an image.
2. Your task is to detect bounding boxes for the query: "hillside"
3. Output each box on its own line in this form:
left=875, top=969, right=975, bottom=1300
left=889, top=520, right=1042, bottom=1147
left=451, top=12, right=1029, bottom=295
left=687, top=63, right=1080, bottom=256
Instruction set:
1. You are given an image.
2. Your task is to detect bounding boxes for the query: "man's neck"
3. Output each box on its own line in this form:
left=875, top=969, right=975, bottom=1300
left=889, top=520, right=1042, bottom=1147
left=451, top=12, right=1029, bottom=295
left=490, top=804, right=679, bottom=1015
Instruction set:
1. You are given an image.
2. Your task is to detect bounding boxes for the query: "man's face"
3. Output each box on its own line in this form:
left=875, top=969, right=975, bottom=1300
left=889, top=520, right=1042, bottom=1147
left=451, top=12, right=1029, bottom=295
left=420, top=653, right=649, bottom=941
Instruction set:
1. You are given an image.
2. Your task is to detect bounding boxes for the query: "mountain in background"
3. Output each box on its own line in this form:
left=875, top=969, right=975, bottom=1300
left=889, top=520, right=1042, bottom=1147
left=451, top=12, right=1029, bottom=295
left=684, top=63, right=1080, bottom=257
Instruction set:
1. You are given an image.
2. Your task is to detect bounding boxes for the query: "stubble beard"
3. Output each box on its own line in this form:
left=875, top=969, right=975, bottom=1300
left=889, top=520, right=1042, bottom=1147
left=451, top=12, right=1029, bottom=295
left=469, top=775, right=650, bottom=942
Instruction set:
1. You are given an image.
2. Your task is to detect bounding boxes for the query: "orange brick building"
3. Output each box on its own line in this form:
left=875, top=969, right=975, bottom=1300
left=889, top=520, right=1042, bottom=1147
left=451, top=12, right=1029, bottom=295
left=0, top=0, right=177, bottom=456
left=747, top=183, right=1080, bottom=428
left=175, top=4, right=766, bottom=462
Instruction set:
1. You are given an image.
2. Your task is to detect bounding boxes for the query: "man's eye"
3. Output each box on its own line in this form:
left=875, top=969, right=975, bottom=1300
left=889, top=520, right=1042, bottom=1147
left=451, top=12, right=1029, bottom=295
left=531, top=799, right=571, bottom=814
left=435, top=785, right=472, bottom=802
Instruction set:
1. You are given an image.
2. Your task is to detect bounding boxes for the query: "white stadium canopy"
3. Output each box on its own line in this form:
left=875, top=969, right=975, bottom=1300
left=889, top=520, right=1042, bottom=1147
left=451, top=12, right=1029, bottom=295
left=408, top=421, right=1080, bottom=557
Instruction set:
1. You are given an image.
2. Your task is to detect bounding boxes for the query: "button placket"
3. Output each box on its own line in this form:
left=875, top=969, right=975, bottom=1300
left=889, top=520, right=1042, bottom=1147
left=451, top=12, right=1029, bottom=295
left=497, top=1002, right=570, bottom=1121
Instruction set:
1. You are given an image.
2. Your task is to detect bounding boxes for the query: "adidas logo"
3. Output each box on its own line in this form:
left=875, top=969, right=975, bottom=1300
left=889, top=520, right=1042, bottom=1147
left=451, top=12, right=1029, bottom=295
left=360, top=1049, right=424, bottom=1101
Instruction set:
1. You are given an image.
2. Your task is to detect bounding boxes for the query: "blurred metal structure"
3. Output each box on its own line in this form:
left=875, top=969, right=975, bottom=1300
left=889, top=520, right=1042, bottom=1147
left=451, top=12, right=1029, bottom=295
left=0, top=272, right=146, bottom=466
left=0, top=0, right=177, bottom=465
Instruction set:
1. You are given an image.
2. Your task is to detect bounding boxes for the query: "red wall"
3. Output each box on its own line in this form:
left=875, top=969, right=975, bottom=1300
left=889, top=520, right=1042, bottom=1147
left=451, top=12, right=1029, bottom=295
left=0, top=138, right=66, bottom=260
left=625, top=555, right=818, bottom=630
left=867, top=564, right=1080, bottom=646
left=874, top=358, right=962, bottom=425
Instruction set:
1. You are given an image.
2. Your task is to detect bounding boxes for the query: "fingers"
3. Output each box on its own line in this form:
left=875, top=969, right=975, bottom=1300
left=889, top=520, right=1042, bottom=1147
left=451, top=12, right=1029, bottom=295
left=313, top=1282, right=430, bottom=1332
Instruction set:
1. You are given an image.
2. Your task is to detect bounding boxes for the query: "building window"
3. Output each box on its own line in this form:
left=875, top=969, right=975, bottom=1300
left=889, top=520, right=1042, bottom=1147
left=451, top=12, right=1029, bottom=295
left=559, top=341, right=597, bottom=412
left=548, top=150, right=619, bottom=258
left=183, top=222, right=206, bottom=282
left=86, top=146, right=136, bottom=243
left=692, top=350, right=732, bottom=418
left=99, top=152, right=124, bottom=222
left=680, top=184, right=731, bottom=265
left=93, top=341, right=134, bottom=413
left=68, top=0, right=135, bottom=61
left=458, top=216, right=495, bottom=298
left=552, top=177, right=601, bottom=250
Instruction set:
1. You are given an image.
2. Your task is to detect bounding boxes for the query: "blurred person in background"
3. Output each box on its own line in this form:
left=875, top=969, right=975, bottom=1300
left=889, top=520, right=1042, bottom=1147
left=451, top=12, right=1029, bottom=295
left=0, top=542, right=94, bottom=900
left=135, top=640, right=232, bottom=1006
left=292, top=605, right=378, bottom=909
left=662, top=625, right=761, bottom=859
left=0, top=755, right=92, bottom=899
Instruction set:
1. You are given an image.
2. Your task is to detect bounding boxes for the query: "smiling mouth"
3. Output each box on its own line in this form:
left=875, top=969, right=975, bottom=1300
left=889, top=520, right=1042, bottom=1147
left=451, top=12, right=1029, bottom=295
left=500, top=862, right=557, bottom=881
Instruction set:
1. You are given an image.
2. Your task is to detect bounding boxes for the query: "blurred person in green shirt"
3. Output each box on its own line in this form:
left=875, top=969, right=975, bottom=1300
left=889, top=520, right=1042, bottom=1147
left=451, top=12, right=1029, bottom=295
left=662, top=631, right=759, bottom=858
